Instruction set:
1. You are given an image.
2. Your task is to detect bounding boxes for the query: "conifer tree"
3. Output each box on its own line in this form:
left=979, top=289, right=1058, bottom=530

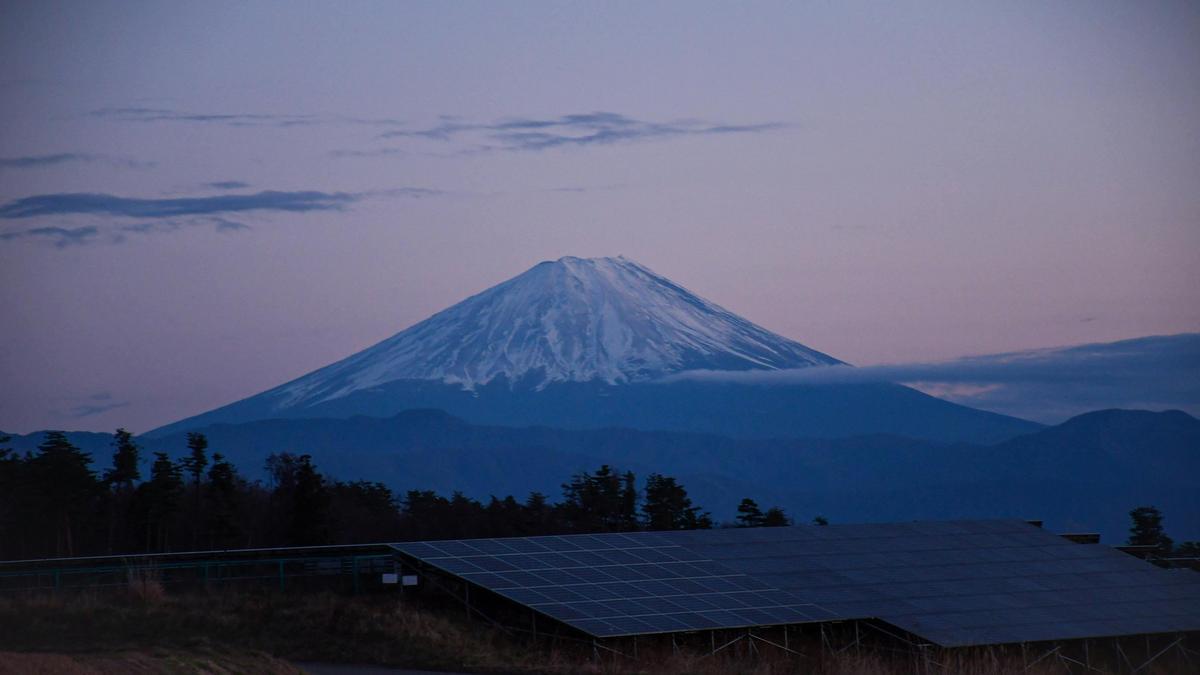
left=205, top=453, right=243, bottom=549
left=0, top=435, right=26, bottom=558
left=1128, top=506, right=1174, bottom=553
left=103, top=428, right=141, bottom=552
left=736, top=498, right=765, bottom=527
left=181, top=433, right=209, bottom=547
left=642, top=473, right=711, bottom=530
left=523, top=491, right=554, bottom=534
left=105, top=429, right=141, bottom=488
left=561, top=465, right=638, bottom=532
left=619, top=470, right=639, bottom=531
left=762, top=506, right=790, bottom=527
left=142, top=451, right=184, bottom=551
left=29, top=432, right=100, bottom=556
left=288, top=454, right=329, bottom=545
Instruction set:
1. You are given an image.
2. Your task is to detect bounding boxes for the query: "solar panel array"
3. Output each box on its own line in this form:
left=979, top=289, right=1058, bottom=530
left=670, top=520, right=1200, bottom=646
left=390, top=531, right=836, bottom=637
left=391, top=520, right=1200, bottom=646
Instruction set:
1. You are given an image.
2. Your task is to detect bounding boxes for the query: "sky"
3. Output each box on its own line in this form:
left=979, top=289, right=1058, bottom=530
left=1, top=1, right=1198, bottom=433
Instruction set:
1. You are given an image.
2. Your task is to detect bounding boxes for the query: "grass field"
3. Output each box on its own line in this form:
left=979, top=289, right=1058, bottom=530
left=0, top=588, right=1187, bottom=674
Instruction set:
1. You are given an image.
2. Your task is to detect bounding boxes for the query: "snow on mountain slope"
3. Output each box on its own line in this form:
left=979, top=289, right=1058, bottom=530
left=267, top=256, right=841, bottom=410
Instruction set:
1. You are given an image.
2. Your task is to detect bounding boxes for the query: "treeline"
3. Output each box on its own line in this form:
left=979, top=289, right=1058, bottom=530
left=1126, top=505, right=1200, bottom=561
left=0, top=430, right=799, bottom=561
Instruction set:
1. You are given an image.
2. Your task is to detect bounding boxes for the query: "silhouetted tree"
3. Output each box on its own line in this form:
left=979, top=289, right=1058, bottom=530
left=1, top=431, right=760, bottom=559
left=448, top=491, right=486, bottom=539
left=762, top=506, right=790, bottom=527
left=0, top=435, right=27, bottom=558
left=401, top=489, right=450, bottom=540
left=812, top=515, right=829, bottom=526
left=105, top=429, right=141, bottom=488
left=1176, top=541, right=1199, bottom=554
left=642, top=473, right=711, bottom=530
left=485, top=495, right=524, bottom=538
left=1129, top=506, right=1173, bottom=554
left=736, top=498, right=765, bottom=527
left=267, top=453, right=330, bottom=546
left=522, top=491, right=556, bottom=535
left=205, top=453, right=244, bottom=549
left=102, top=428, right=141, bottom=553
left=330, top=480, right=403, bottom=544
left=140, top=451, right=184, bottom=551
left=561, top=465, right=639, bottom=532
left=28, top=432, right=99, bottom=556
left=181, top=432, right=209, bottom=547
left=294, top=454, right=329, bottom=544
left=619, top=470, right=638, bottom=531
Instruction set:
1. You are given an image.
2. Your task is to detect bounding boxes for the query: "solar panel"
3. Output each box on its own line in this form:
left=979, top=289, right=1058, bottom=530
left=391, top=534, right=837, bottom=637
left=390, top=519, right=1200, bottom=646
left=673, top=519, right=1200, bottom=646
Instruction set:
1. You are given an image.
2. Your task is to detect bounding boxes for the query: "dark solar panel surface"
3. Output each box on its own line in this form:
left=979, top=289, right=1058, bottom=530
left=669, top=520, right=1200, bottom=646
left=391, top=520, right=1200, bottom=646
left=390, top=531, right=836, bottom=637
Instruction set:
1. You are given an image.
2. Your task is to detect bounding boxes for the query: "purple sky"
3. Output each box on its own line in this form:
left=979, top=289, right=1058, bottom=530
left=1, top=2, right=1198, bottom=433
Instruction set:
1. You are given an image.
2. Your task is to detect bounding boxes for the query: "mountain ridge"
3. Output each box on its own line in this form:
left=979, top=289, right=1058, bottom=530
left=7, top=408, right=1195, bottom=543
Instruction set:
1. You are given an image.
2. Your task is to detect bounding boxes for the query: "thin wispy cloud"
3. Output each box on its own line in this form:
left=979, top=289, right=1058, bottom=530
left=0, top=226, right=101, bottom=248
left=90, top=107, right=318, bottom=127
left=378, top=112, right=789, bottom=152
left=328, top=147, right=407, bottom=159
left=664, top=334, right=1200, bottom=423
left=0, top=187, right=441, bottom=247
left=0, top=153, right=154, bottom=170
left=544, top=183, right=626, bottom=194
left=0, top=190, right=359, bottom=219
left=116, top=217, right=249, bottom=237
left=67, top=400, right=130, bottom=418
left=212, top=217, right=250, bottom=232
left=90, top=107, right=405, bottom=128
left=204, top=181, right=251, bottom=190
left=365, top=187, right=444, bottom=199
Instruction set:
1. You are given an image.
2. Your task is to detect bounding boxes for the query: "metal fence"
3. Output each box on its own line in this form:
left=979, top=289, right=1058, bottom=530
left=0, top=545, right=401, bottom=595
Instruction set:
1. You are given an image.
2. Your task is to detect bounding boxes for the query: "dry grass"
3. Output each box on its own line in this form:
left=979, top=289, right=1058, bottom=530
left=0, top=650, right=302, bottom=675
left=0, top=591, right=542, bottom=673
left=0, top=591, right=1190, bottom=674
left=124, top=567, right=166, bottom=604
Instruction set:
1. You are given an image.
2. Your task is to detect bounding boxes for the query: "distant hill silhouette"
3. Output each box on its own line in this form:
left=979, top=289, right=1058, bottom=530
left=149, top=378, right=1041, bottom=444
left=9, top=408, right=1195, bottom=543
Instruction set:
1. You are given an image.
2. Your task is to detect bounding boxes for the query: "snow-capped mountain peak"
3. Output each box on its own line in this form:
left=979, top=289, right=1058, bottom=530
left=268, top=256, right=841, bottom=409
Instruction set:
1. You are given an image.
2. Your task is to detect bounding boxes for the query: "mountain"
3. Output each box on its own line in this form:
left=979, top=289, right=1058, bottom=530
left=273, top=255, right=844, bottom=395
left=11, top=408, right=1178, bottom=543
left=149, top=256, right=1039, bottom=443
